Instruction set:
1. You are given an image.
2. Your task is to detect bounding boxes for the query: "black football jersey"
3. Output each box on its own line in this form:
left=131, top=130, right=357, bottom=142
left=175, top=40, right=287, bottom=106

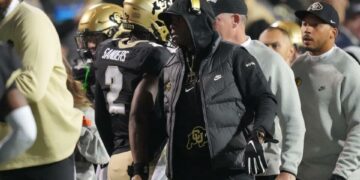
left=94, top=38, right=170, bottom=115
left=94, top=38, right=170, bottom=154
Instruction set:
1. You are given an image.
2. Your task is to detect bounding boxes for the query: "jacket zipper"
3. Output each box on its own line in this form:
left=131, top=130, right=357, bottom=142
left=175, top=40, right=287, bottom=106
left=198, top=38, right=221, bottom=160
left=198, top=57, right=214, bottom=158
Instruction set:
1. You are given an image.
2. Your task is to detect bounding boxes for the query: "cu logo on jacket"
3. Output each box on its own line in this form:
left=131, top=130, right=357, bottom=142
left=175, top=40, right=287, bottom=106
left=186, top=126, right=207, bottom=150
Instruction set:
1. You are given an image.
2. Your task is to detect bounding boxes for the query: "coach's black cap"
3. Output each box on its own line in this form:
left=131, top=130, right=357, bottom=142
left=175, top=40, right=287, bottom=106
left=295, top=1, right=339, bottom=28
left=211, top=0, right=248, bottom=16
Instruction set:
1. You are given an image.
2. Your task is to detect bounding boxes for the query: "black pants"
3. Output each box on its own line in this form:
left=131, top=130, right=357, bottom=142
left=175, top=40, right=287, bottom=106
left=173, top=169, right=254, bottom=180
left=256, top=175, right=277, bottom=180
left=0, top=154, right=75, bottom=180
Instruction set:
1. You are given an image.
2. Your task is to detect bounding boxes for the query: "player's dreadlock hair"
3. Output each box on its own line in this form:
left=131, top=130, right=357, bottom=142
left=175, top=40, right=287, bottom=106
left=63, top=58, right=92, bottom=109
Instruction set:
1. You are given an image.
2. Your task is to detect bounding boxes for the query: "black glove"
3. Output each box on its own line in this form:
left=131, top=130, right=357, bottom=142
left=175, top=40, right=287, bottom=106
left=243, top=132, right=267, bottom=175
left=329, top=174, right=346, bottom=180
left=127, top=163, right=149, bottom=180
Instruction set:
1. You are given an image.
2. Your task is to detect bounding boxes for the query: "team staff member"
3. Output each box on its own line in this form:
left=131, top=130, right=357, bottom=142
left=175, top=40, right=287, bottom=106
left=212, top=1, right=305, bottom=179
left=259, top=21, right=303, bottom=66
left=0, top=42, right=36, bottom=164
left=0, top=0, right=83, bottom=179
left=156, top=0, right=277, bottom=179
left=259, top=27, right=295, bottom=65
left=293, top=2, right=360, bottom=179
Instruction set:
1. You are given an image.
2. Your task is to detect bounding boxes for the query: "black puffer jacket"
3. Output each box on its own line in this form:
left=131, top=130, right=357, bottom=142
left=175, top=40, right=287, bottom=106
left=160, top=0, right=277, bottom=177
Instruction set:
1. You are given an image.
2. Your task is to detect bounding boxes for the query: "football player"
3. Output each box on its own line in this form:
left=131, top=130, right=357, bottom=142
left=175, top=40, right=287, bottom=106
left=93, top=0, right=172, bottom=179
left=0, top=42, right=36, bottom=163
left=73, top=3, right=125, bottom=101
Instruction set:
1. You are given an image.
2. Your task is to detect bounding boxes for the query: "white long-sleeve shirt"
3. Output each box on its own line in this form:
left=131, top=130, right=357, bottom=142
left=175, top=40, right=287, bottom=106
left=242, top=38, right=306, bottom=175
left=292, top=46, right=360, bottom=179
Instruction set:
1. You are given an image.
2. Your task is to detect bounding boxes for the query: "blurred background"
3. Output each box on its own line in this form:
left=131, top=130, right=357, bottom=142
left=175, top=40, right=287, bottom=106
left=24, top=0, right=359, bottom=61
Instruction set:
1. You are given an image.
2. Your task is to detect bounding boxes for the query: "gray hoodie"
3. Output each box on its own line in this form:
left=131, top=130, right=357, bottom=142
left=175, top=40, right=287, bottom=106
left=293, top=46, right=360, bottom=179
left=242, top=38, right=305, bottom=176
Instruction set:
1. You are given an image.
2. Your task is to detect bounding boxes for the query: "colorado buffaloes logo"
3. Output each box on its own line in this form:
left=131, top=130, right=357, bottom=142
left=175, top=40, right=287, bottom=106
left=186, top=126, right=207, bottom=150
left=295, top=77, right=302, bottom=87
left=307, top=2, right=323, bottom=11
left=109, top=12, right=121, bottom=25
left=152, top=0, right=172, bottom=15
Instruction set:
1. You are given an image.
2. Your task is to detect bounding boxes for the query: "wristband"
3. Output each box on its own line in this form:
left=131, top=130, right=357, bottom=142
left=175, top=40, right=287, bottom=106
left=128, top=162, right=149, bottom=179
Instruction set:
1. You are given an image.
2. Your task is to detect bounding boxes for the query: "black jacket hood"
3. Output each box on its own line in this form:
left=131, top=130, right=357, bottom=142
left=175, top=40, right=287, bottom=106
left=159, top=0, right=216, bottom=58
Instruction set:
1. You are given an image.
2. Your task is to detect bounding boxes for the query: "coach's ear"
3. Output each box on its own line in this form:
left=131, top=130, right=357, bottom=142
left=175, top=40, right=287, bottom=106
left=232, top=14, right=240, bottom=28
left=330, top=26, right=338, bottom=40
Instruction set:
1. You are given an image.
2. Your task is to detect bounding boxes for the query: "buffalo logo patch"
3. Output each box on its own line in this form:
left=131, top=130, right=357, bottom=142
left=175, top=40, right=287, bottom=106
left=152, top=0, right=172, bottom=15
left=308, top=2, right=323, bottom=11
left=186, top=126, right=207, bottom=150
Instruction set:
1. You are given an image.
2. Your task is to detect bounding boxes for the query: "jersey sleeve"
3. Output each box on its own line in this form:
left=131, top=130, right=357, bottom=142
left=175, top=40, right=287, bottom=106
left=142, top=46, right=170, bottom=76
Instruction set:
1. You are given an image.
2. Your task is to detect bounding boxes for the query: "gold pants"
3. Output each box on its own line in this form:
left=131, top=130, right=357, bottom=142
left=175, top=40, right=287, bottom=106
left=107, top=150, right=158, bottom=180
left=108, top=151, right=133, bottom=180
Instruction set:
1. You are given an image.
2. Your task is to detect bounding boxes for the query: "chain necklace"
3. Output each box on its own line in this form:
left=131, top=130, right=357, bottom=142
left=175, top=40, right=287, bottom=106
left=184, top=53, right=197, bottom=90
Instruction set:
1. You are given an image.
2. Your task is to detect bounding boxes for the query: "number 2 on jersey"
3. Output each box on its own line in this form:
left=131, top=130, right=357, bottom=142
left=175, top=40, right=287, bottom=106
left=105, top=66, right=125, bottom=114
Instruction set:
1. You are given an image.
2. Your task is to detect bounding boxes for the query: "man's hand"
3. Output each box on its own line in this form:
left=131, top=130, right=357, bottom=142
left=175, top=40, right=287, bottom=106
left=276, top=172, right=296, bottom=180
left=131, top=175, right=143, bottom=180
left=244, top=134, right=267, bottom=175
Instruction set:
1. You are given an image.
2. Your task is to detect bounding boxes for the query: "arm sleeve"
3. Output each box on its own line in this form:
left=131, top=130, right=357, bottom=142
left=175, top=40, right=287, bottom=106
left=275, top=64, right=305, bottom=175
left=233, top=47, right=277, bottom=139
left=10, top=12, right=61, bottom=102
left=333, top=66, right=360, bottom=179
left=0, top=105, right=36, bottom=163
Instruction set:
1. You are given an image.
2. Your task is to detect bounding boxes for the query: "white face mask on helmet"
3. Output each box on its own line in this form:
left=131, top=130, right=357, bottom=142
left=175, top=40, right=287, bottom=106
left=122, top=0, right=173, bottom=43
